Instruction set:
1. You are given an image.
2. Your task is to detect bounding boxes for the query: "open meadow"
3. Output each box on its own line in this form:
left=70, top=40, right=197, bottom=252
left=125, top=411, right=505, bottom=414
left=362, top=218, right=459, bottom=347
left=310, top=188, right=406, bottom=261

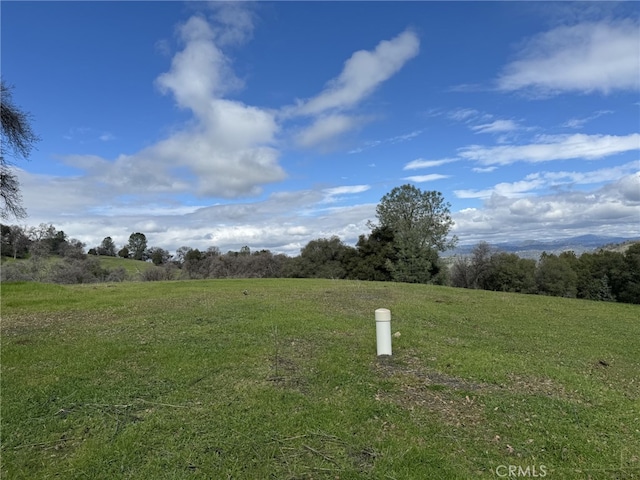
left=1, top=279, right=639, bottom=479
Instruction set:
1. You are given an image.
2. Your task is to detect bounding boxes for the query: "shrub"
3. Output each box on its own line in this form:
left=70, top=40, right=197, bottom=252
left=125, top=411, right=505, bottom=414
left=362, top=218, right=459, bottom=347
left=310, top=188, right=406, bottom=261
left=141, top=264, right=176, bottom=281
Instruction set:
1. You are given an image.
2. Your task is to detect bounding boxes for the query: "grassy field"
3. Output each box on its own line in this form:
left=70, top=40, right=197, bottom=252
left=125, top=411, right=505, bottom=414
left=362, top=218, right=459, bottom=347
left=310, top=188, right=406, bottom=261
left=1, top=279, right=638, bottom=479
left=96, top=256, right=158, bottom=280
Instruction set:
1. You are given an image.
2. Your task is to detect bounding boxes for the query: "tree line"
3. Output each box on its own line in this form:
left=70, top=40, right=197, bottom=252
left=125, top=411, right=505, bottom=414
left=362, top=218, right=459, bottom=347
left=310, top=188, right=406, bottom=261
left=2, top=184, right=639, bottom=304
left=450, top=241, right=640, bottom=304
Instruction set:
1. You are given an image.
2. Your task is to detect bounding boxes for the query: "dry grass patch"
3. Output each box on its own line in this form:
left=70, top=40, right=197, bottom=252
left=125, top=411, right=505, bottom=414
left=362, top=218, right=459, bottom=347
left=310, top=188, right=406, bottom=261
left=374, top=353, right=489, bottom=428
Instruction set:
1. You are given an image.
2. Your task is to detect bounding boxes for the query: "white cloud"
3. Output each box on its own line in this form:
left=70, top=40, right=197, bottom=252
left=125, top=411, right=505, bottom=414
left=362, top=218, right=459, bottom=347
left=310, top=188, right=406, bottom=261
left=18, top=169, right=378, bottom=256
left=541, top=162, right=638, bottom=186
left=447, top=108, right=479, bottom=122
left=459, top=133, right=640, bottom=166
left=455, top=176, right=545, bottom=199
left=295, top=114, right=366, bottom=148
left=471, top=119, right=520, bottom=134
left=472, top=166, right=497, bottom=173
left=453, top=176, right=640, bottom=244
left=403, top=174, right=450, bottom=183
left=155, top=16, right=242, bottom=109
left=321, top=185, right=371, bottom=204
left=62, top=12, right=286, bottom=199
left=349, top=129, right=423, bottom=154
left=289, top=30, right=419, bottom=147
left=562, top=110, right=613, bottom=129
left=404, top=158, right=458, bottom=170
left=497, top=19, right=640, bottom=95
left=293, top=29, right=419, bottom=117
left=601, top=171, right=640, bottom=203
left=455, top=162, right=639, bottom=200
left=323, top=185, right=370, bottom=197
left=206, top=1, right=256, bottom=47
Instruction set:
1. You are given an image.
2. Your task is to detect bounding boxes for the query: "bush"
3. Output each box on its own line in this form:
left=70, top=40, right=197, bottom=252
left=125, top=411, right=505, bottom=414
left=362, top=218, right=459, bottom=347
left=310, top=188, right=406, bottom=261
left=49, top=258, right=99, bottom=284
left=1, top=260, right=36, bottom=282
left=141, top=264, right=176, bottom=281
left=106, top=267, right=127, bottom=282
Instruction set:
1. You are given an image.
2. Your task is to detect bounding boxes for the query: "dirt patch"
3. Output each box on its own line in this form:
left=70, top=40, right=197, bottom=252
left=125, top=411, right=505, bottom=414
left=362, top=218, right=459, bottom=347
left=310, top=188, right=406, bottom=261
left=374, top=353, right=488, bottom=427
left=375, top=353, right=488, bottom=391
left=374, top=352, right=586, bottom=426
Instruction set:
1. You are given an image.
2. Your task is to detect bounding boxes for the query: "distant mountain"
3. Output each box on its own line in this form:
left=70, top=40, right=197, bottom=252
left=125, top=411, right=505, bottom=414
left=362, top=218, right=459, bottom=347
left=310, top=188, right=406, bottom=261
left=447, top=235, right=639, bottom=259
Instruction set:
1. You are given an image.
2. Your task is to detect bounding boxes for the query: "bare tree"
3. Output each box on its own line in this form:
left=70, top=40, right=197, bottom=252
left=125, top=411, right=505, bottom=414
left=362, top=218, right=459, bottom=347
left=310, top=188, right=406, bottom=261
left=1, top=81, right=39, bottom=219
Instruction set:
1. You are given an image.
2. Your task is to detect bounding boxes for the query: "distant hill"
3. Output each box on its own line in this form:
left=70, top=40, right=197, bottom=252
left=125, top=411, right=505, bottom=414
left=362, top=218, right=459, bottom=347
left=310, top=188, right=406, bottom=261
left=447, top=235, right=640, bottom=259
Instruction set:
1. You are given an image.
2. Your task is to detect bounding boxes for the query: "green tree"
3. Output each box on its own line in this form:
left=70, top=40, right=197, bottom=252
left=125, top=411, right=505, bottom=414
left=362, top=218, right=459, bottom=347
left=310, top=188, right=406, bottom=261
left=148, top=246, right=171, bottom=266
left=470, top=241, right=493, bottom=289
left=118, top=246, right=129, bottom=259
left=619, top=243, right=640, bottom=304
left=1, top=81, right=40, bottom=219
left=349, top=225, right=397, bottom=281
left=375, top=184, right=456, bottom=283
left=450, top=255, right=473, bottom=288
left=296, top=236, right=354, bottom=279
left=536, top=253, right=577, bottom=298
left=127, top=232, right=147, bottom=261
left=485, top=252, right=536, bottom=293
left=574, top=250, right=626, bottom=301
left=97, top=236, right=117, bottom=256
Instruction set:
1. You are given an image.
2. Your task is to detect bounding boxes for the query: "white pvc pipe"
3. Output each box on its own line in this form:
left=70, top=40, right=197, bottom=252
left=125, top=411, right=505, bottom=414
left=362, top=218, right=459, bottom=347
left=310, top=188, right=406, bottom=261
left=375, top=308, right=392, bottom=356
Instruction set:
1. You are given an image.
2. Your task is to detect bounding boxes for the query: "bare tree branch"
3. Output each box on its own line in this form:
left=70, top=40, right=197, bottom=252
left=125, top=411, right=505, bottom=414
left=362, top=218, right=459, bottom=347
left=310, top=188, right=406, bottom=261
left=1, top=80, right=40, bottom=219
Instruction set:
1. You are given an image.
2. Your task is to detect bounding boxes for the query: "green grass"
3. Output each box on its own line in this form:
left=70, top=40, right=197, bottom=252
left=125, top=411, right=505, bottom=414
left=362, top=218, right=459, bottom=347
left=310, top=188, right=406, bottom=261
left=2, top=279, right=639, bottom=479
left=96, top=256, right=156, bottom=278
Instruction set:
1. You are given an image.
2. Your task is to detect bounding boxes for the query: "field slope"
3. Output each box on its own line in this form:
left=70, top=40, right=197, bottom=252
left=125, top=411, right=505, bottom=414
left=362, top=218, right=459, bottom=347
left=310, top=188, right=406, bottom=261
left=1, top=279, right=638, bottom=479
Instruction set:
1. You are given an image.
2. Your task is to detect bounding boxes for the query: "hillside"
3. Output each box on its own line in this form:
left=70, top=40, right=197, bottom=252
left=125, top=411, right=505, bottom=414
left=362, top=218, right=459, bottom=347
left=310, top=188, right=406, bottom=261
left=2, top=279, right=638, bottom=479
left=0, top=255, right=157, bottom=282
left=95, top=255, right=157, bottom=276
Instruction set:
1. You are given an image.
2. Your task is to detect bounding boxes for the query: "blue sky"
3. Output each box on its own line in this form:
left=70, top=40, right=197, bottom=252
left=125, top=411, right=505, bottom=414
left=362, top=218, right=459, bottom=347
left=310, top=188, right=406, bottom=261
left=3, top=1, right=639, bottom=255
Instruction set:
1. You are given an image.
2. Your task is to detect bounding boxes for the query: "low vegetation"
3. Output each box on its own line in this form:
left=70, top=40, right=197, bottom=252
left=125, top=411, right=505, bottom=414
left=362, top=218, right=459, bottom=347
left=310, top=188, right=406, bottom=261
left=3, top=184, right=639, bottom=304
left=2, top=279, right=639, bottom=478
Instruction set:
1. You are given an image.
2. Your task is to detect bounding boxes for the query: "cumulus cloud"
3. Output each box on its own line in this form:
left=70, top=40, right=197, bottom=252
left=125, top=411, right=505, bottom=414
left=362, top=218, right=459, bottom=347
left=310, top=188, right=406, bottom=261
left=459, top=133, right=640, bottom=166
left=18, top=159, right=377, bottom=256
left=497, top=19, right=640, bottom=95
left=206, top=1, right=256, bottom=47
left=63, top=11, right=285, bottom=199
left=155, top=16, right=241, bottom=106
left=453, top=175, right=640, bottom=244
